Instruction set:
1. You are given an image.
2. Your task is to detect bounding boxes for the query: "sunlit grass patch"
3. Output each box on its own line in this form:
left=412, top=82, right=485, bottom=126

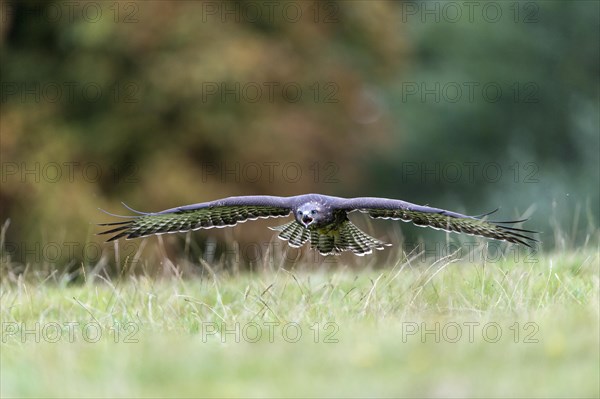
left=1, top=245, right=598, bottom=397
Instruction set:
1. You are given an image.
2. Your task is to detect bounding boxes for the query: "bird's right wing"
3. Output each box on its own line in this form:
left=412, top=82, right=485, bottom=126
left=98, top=195, right=292, bottom=241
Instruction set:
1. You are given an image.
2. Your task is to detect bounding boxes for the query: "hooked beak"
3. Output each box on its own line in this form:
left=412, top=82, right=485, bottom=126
left=301, top=214, right=313, bottom=226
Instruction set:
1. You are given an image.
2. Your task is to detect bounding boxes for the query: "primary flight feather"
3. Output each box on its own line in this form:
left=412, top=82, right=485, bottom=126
left=98, top=194, right=537, bottom=256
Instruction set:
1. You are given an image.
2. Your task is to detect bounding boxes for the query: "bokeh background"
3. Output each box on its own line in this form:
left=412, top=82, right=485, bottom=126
left=1, top=0, right=598, bottom=271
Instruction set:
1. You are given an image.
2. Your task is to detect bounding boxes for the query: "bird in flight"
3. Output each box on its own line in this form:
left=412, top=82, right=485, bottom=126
left=98, top=194, right=537, bottom=256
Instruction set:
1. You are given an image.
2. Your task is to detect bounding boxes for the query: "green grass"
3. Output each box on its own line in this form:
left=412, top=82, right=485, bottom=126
left=1, top=247, right=598, bottom=398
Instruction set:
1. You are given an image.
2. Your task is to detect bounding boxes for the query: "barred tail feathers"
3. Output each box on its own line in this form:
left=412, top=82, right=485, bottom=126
left=272, top=220, right=388, bottom=256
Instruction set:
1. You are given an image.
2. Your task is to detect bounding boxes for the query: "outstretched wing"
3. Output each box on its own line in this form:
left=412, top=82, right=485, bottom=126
left=98, top=196, right=292, bottom=241
left=341, top=197, right=538, bottom=247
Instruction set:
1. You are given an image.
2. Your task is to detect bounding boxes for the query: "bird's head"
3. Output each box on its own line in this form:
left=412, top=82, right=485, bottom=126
left=295, top=202, right=327, bottom=228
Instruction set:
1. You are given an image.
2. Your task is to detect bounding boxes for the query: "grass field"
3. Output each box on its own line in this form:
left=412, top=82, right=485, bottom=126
left=1, top=241, right=599, bottom=397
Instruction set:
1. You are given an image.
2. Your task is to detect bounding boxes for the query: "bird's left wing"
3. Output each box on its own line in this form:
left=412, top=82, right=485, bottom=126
left=98, top=195, right=292, bottom=241
left=341, top=197, right=538, bottom=247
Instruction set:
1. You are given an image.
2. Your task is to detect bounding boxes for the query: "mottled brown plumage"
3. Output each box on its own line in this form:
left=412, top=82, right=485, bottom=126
left=98, top=194, right=537, bottom=256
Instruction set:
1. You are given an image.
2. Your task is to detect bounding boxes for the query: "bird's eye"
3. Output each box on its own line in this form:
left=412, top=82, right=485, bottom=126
left=311, top=210, right=317, bottom=215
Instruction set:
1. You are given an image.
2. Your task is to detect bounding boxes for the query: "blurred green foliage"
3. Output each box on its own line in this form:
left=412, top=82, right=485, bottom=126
left=1, top=0, right=598, bottom=269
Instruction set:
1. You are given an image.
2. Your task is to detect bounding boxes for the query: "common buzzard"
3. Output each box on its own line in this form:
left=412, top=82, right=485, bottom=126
left=99, top=194, right=537, bottom=256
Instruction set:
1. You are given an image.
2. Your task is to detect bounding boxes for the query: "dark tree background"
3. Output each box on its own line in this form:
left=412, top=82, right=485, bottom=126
left=1, top=1, right=598, bottom=270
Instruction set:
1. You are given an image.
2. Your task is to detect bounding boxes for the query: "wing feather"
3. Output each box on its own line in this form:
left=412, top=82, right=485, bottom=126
left=98, top=196, right=292, bottom=241
left=342, top=197, right=538, bottom=247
